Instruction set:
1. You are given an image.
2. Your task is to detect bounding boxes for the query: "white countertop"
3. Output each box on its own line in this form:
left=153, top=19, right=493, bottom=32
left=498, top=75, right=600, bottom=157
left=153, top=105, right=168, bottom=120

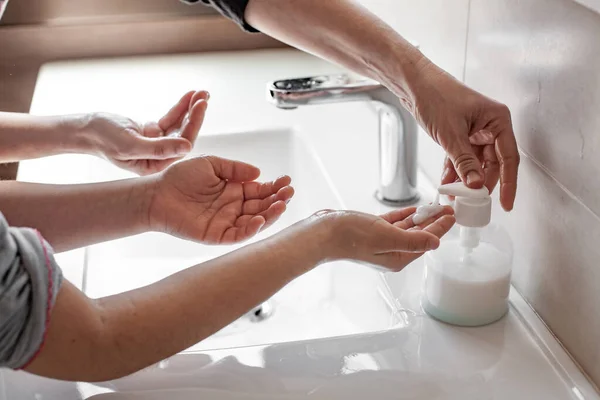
left=4, top=49, right=598, bottom=399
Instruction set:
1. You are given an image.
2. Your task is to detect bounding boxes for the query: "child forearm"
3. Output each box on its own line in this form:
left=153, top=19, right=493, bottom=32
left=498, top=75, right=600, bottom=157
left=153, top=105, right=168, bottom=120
left=0, top=112, right=95, bottom=162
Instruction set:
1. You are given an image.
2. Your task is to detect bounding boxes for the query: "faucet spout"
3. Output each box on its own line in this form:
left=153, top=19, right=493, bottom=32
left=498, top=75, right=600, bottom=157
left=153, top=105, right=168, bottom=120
left=267, top=74, right=419, bottom=206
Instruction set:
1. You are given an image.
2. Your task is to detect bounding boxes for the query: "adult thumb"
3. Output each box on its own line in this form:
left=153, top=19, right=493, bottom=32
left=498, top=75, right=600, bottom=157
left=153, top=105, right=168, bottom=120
left=129, top=136, right=192, bottom=160
left=448, top=140, right=484, bottom=188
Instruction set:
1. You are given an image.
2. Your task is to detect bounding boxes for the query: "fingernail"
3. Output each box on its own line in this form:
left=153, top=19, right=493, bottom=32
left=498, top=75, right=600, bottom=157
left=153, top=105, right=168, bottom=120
left=466, top=171, right=481, bottom=185
left=428, top=239, right=439, bottom=250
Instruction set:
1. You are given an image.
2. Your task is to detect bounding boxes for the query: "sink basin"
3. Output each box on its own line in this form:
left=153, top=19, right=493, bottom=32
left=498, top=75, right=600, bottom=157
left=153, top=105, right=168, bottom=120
left=84, top=128, right=404, bottom=351
left=7, top=48, right=599, bottom=400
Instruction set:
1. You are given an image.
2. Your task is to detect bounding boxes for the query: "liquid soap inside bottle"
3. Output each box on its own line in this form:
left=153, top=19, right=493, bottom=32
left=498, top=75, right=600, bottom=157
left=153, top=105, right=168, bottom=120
left=422, top=184, right=513, bottom=327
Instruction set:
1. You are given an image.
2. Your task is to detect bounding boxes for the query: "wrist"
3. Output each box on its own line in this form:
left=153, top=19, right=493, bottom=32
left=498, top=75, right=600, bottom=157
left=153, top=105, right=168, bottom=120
left=54, top=113, right=98, bottom=155
left=135, top=174, right=161, bottom=233
left=302, top=210, right=348, bottom=263
left=371, top=37, right=434, bottom=112
left=265, top=214, right=334, bottom=276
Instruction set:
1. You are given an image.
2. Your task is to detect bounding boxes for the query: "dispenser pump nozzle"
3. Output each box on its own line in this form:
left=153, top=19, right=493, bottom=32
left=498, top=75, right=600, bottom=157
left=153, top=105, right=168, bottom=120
left=438, top=182, right=489, bottom=199
left=438, top=182, right=491, bottom=228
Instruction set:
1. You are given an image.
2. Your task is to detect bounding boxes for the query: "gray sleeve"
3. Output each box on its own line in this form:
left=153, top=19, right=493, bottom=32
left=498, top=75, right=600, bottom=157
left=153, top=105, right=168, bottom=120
left=0, top=213, right=63, bottom=369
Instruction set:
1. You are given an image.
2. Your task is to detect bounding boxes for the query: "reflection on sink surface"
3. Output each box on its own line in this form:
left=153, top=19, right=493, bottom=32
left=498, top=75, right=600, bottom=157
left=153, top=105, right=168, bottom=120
left=88, top=390, right=300, bottom=400
left=84, top=128, right=403, bottom=352
left=81, top=327, right=497, bottom=400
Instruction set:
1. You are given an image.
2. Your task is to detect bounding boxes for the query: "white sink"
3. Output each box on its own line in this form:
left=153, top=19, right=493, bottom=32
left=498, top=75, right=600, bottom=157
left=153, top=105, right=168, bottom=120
left=7, top=49, right=598, bottom=400
left=88, top=389, right=305, bottom=400
left=84, top=128, right=404, bottom=352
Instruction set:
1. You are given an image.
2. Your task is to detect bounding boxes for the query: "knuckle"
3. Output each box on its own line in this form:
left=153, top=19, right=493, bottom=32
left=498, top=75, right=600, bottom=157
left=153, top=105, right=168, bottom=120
left=153, top=144, right=167, bottom=158
left=453, top=153, right=478, bottom=169
left=405, top=239, right=418, bottom=252
left=482, top=101, right=512, bottom=124
left=488, top=100, right=510, bottom=116
left=497, top=103, right=511, bottom=116
left=501, top=151, right=521, bottom=166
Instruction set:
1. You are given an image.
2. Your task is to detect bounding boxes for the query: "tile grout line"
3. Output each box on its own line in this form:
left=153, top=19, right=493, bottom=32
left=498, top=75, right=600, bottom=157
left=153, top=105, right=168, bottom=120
left=461, top=1, right=599, bottom=225
left=518, top=147, right=600, bottom=224
left=461, top=0, right=472, bottom=83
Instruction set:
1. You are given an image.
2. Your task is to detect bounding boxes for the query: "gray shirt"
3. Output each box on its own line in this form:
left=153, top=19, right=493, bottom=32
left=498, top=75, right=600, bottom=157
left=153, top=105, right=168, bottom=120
left=0, top=213, right=63, bottom=369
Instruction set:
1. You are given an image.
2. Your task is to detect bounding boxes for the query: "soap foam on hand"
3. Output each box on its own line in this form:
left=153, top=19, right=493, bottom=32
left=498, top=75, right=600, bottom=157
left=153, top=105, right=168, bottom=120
left=412, top=194, right=444, bottom=225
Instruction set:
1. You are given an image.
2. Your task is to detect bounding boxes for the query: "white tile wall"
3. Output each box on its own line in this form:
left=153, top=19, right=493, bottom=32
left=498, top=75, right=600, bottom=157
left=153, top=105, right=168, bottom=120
left=465, top=0, right=600, bottom=387
left=362, top=0, right=600, bottom=387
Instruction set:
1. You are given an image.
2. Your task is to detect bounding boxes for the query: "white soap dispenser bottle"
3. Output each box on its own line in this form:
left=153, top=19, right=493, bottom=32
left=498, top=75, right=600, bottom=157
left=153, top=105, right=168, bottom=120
left=422, top=182, right=513, bottom=327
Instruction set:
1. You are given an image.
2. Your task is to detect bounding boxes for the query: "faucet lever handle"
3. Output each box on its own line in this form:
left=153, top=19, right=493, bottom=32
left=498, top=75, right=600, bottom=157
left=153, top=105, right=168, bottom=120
left=270, top=74, right=379, bottom=93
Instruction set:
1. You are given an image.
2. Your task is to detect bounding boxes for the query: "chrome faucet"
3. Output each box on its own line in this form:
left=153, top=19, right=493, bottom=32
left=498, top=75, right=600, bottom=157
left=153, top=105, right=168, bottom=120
left=267, top=74, right=419, bottom=206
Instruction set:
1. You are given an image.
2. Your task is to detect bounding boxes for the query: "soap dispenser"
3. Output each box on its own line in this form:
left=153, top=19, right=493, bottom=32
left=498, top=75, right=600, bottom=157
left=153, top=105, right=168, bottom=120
left=422, top=182, right=513, bottom=327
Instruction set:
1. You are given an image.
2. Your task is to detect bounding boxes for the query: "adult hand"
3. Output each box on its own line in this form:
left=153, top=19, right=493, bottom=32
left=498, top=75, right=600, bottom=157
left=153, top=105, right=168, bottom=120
left=86, top=90, right=209, bottom=175
left=409, top=62, right=519, bottom=211
left=311, top=206, right=455, bottom=272
left=148, top=155, right=295, bottom=244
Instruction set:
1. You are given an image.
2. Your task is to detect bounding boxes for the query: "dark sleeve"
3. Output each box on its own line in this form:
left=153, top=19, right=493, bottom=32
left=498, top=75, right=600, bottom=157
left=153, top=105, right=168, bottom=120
left=180, top=0, right=259, bottom=33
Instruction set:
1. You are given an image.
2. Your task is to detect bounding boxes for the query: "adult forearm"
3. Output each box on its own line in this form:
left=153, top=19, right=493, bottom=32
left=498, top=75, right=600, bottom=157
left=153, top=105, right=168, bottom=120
left=27, top=218, right=326, bottom=381
left=245, top=0, right=428, bottom=106
left=0, top=179, right=153, bottom=252
left=0, top=112, right=94, bottom=162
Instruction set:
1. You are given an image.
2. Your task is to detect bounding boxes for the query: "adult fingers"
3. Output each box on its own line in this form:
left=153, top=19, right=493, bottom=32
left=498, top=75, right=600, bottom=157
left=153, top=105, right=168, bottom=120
left=495, top=128, right=520, bottom=211
left=441, top=156, right=459, bottom=186
left=482, top=144, right=500, bottom=194
left=445, top=135, right=485, bottom=189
